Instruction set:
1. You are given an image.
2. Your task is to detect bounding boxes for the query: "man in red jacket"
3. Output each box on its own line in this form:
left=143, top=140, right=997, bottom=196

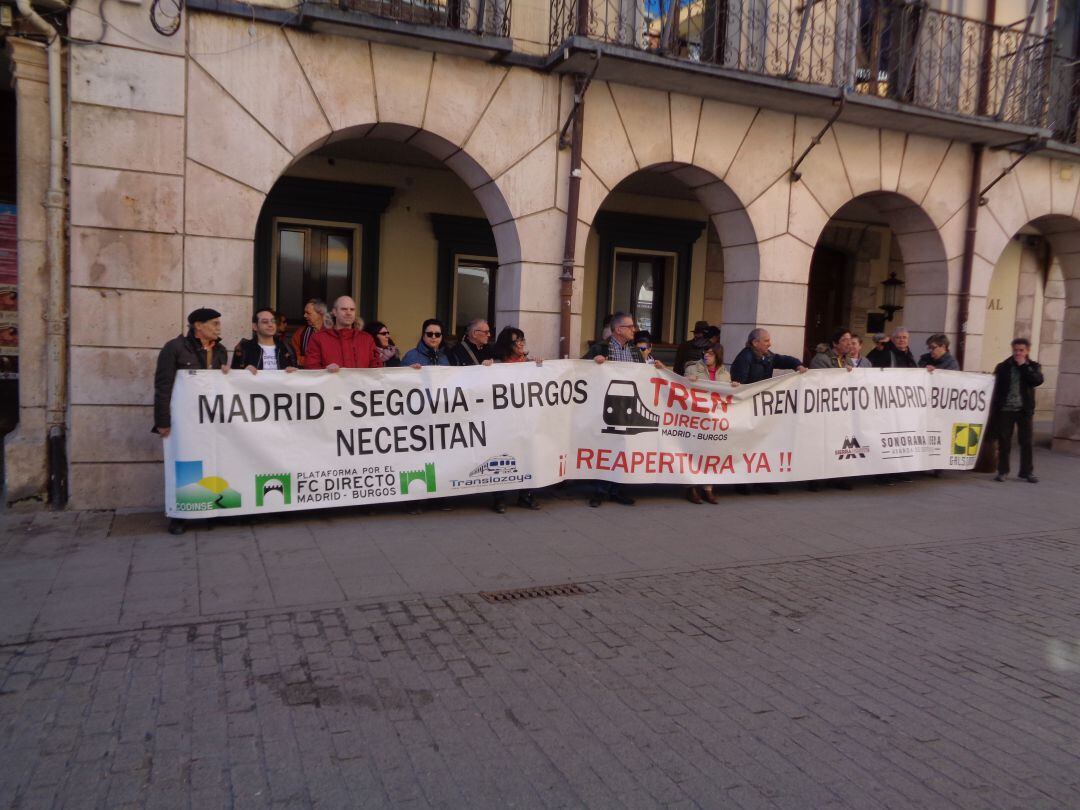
left=303, top=296, right=382, bottom=371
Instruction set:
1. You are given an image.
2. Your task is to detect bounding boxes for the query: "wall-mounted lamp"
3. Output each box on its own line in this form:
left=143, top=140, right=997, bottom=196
left=880, top=272, right=905, bottom=322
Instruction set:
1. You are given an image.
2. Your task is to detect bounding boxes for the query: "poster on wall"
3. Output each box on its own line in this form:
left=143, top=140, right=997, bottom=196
left=164, top=363, right=994, bottom=519
left=0, top=203, right=17, bottom=381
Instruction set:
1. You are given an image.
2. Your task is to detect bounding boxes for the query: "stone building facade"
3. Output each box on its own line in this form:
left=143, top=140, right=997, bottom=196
left=3, top=0, right=1080, bottom=510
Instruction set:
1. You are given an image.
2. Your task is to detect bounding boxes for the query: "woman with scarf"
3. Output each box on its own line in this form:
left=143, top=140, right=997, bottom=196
left=363, top=320, right=402, bottom=367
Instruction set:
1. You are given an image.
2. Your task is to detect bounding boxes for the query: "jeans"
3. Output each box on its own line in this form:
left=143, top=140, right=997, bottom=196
left=996, top=410, right=1033, bottom=477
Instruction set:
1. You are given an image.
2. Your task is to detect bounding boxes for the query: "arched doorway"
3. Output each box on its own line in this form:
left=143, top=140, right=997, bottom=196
left=982, top=215, right=1080, bottom=453
left=805, top=192, right=949, bottom=360
left=579, top=162, right=756, bottom=365
left=254, top=128, right=522, bottom=345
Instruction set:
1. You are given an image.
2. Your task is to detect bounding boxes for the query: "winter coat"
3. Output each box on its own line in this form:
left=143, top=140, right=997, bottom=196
left=402, top=340, right=451, bottom=367
left=303, top=328, right=382, bottom=370
left=810, top=348, right=847, bottom=369
left=231, top=336, right=298, bottom=371
left=683, top=360, right=731, bottom=383
left=918, top=351, right=959, bottom=371
left=729, top=347, right=802, bottom=384
left=991, top=357, right=1044, bottom=415
left=867, top=344, right=918, bottom=368
left=153, top=332, right=228, bottom=431
left=447, top=338, right=493, bottom=366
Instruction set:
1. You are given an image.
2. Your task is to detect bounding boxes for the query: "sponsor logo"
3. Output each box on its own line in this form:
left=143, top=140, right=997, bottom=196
left=452, top=454, right=533, bottom=490
left=834, top=436, right=869, bottom=460
left=174, top=461, right=241, bottom=512
left=879, top=431, right=943, bottom=460
left=400, top=463, right=437, bottom=496
left=951, top=423, right=983, bottom=457
left=255, top=473, right=292, bottom=507
left=602, top=380, right=660, bottom=435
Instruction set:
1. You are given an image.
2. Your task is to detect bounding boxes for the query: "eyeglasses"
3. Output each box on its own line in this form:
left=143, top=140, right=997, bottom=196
left=615, top=323, right=635, bottom=330
left=425, top=331, right=442, bottom=338
left=471, top=329, right=491, bottom=335
left=513, top=338, right=526, bottom=344
left=377, top=330, right=390, bottom=336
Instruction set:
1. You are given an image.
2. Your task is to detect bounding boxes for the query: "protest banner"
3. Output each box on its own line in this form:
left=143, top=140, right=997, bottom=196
left=164, top=362, right=994, bottom=518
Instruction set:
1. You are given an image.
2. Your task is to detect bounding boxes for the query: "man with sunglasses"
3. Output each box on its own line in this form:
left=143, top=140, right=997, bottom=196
left=447, top=318, right=495, bottom=367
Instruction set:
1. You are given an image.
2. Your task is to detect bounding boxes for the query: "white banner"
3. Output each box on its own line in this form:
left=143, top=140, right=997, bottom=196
left=164, top=362, right=994, bottom=518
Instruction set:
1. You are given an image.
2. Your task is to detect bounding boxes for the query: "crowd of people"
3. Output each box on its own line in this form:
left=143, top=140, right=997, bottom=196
left=154, top=299, right=1044, bottom=532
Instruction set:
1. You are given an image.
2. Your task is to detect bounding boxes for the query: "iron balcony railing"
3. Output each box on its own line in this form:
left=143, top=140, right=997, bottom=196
left=551, top=0, right=1076, bottom=137
left=320, top=0, right=512, bottom=36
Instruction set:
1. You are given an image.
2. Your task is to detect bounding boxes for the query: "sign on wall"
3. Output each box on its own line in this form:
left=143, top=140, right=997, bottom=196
left=164, top=362, right=994, bottom=519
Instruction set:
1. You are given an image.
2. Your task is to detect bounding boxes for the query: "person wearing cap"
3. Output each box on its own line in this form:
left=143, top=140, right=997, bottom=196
left=153, top=308, right=230, bottom=535
left=673, top=320, right=712, bottom=375
left=153, top=308, right=229, bottom=439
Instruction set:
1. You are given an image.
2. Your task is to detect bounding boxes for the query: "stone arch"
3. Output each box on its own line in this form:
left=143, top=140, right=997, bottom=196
left=183, top=13, right=558, bottom=349
left=978, top=214, right=1080, bottom=454
left=802, top=191, right=952, bottom=352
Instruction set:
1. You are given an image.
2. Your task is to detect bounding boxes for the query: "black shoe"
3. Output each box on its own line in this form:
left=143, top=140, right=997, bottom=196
left=407, top=505, right=423, bottom=515
left=168, top=519, right=186, bottom=536
left=1021, top=474, right=1039, bottom=484
left=492, top=500, right=507, bottom=514
left=993, top=474, right=1006, bottom=482
left=758, top=483, right=779, bottom=495
left=588, top=496, right=602, bottom=508
left=805, top=481, right=821, bottom=492
left=833, top=479, right=853, bottom=491
left=735, top=484, right=751, bottom=496
left=517, top=493, right=541, bottom=510
left=611, top=492, right=636, bottom=506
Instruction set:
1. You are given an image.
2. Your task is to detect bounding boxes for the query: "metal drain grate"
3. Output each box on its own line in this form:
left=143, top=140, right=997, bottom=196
left=479, top=583, right=587, bottom=603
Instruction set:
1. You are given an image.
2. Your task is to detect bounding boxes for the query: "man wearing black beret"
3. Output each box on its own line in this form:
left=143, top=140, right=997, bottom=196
left=153, top=307, right=231, bottom=533
left=153, top=307, right=230, bottom=439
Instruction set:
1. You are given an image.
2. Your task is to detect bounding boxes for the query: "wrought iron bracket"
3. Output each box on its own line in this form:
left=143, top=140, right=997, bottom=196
left=558, top=47, right=601, bottom=150
left=978, top=137, right=1046, bottom=205
left=789, top=93, right=846, bottom=182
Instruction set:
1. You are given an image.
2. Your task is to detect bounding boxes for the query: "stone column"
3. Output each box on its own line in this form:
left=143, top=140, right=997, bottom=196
left=1036, top=259, right=1065, bottom=421
left=3, top=39, right=50, bottom=505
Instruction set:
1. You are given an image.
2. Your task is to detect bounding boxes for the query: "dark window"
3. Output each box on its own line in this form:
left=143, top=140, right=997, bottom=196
left=612, top=253, right=667, bottom=337
left=431, top=214, right=498, bottom=337
left=273, top=222, right=359, bottom=323
left=453, top=256, right=498, bottom=336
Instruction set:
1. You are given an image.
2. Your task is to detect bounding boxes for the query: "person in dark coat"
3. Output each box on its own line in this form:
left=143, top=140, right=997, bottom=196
left=447, top=319, right=494, bottom=366
left=991, top=338, right=1044, bottom=483
left=673, top=320, right=711, bottom=375
left=729, top=328, right=807, bottom=384
left=918, top=333, right=960, bottom=371
left=232, top=309, right=299, bottom=373
left=866, top=327, right=918, bottom=368
left=153, top=307, right=230, bottom=535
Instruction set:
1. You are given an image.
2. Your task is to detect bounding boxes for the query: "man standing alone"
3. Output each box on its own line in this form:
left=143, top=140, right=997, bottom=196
left=304, top=296, right=381, bottom=371
left=991, top=338, right=1043, bottom=483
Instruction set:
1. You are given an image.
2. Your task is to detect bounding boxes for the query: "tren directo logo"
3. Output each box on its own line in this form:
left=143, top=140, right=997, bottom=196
left=601, top=380, right=660, bottom=435
left=174, top=460, right=241, bottom=511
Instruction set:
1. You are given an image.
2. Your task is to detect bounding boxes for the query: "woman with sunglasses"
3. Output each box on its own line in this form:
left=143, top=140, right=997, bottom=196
left=402, top=318, right=451, bottom=367
left=363, top=321, right=401, bottom=367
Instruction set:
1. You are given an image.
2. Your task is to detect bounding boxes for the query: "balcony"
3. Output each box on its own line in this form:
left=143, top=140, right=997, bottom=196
left=320, top=0, right=512, bottom=36
left=549, top=0, right=1079, bottom=145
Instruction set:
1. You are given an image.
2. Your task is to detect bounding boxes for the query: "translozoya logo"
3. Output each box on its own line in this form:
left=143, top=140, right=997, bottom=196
left=400, top=463, right=436, bottom=496
left=174, top=460, right=241, bottom=511
left=601, top=380, right=660, bottom=435
left=451, top=454, right=532, bottom=489
left=255, top=473, right=292, bottom=507
left=951, top=423, right=983, bottom=456
left=835, top=436, right=869, bottom=460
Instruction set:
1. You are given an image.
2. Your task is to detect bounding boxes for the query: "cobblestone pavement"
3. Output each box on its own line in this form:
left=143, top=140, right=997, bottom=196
left=3, top=526, right=1080, bottom=808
